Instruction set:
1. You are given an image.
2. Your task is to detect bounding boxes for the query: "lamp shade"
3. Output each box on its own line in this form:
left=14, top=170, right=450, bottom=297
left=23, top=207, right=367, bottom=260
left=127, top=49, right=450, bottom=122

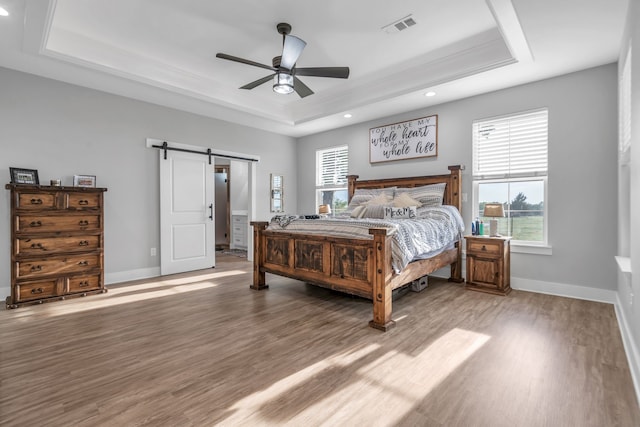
left=483, top=203, right=504, bottom=237
left=483, top=203, right=504, bottom=217
left=318, top=204, right=332, bottom=214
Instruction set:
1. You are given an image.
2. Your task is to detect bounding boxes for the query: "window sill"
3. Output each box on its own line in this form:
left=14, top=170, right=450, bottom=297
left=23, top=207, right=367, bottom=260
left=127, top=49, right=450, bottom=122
left=615, top=256, right=632, bottom=275
left=511, top=244, right=552, bottom=256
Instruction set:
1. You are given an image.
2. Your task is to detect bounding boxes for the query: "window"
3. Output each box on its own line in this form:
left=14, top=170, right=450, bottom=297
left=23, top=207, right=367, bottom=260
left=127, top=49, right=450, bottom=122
left=472, top=108, right=548, bottom=245
left=316, top=145, right=349, bottom=214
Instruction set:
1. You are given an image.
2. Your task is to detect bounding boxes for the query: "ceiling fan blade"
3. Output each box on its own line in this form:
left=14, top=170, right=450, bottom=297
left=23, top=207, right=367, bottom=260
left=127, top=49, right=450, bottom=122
left=295, top=67, right=350, bottom=79
left=216, top=53, right=277, bottom=72
left=240, top=74, right=275, bottom=90
left=293, top=76, right=314, bottom=98
left=280, top=35, right=306, bottom=70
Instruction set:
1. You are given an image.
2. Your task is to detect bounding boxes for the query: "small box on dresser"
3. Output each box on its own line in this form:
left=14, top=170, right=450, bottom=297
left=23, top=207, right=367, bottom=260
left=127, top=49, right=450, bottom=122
left=464, top=235, right=511, bottom=295
left=5, top=184, right=107, bottom=308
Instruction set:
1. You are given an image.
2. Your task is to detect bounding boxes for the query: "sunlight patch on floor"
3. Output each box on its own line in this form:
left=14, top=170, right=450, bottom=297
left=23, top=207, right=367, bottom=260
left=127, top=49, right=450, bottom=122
left=217, top=328, right=489, bottom=426
left=11, top=270, right=246, bottom=319
left=217, top=344, right=381, bottom=426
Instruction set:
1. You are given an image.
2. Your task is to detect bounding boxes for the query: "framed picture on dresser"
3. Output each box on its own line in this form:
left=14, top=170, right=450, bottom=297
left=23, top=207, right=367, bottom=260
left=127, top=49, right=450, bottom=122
left=9, top=167, right=39, bottom=185
left=73, top=175, right=96, bottom=187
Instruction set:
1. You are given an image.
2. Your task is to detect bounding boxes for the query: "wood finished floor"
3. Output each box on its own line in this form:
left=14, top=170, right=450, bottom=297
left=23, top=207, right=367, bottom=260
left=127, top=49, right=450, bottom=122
left=1, top=254, right=638, bottom=427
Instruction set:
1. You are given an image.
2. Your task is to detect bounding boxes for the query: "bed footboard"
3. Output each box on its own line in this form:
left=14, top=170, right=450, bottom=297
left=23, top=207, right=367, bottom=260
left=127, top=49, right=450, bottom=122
left=250, top=221, right=460, bottom=331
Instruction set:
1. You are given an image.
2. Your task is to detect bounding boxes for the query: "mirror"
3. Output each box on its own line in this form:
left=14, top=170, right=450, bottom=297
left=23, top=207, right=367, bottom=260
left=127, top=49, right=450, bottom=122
left=270, top=174, right=284, bottom=212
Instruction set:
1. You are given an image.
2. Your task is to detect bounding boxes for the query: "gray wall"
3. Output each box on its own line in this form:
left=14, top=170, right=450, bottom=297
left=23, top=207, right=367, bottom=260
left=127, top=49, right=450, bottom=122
left=297, top=64, right=618, bottom=291
left=0, top=67, right=297, bottom=298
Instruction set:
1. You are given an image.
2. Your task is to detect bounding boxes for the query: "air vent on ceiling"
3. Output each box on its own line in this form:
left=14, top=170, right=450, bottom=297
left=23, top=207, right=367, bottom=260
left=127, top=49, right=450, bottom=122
left=382, top=15, right=417, bottom=34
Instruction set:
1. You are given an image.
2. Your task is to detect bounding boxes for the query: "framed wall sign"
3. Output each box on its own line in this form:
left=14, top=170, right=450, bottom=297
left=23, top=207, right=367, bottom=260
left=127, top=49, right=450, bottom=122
left=369, top=114, right=438, bottom=163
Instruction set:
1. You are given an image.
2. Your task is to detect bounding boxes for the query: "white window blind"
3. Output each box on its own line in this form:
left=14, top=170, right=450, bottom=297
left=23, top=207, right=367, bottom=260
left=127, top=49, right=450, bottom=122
left=473, top=109, right=548, bottom=180
left=317, top=145, right=349, bottom=186
left=620, top=47, right=631, bottom=153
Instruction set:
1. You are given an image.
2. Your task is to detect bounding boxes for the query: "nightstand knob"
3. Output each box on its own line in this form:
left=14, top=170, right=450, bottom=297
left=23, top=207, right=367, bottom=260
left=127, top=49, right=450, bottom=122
left=481, top=245, right=487, bottom=251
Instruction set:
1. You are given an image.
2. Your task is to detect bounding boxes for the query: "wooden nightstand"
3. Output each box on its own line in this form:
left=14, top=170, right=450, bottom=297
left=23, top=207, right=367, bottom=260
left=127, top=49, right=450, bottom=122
left=465, top=235, right=511, bottom=295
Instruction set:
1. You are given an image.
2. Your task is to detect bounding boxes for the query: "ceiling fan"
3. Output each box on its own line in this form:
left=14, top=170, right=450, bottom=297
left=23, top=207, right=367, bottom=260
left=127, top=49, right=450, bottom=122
left=216, top=23, right=350, bottom=98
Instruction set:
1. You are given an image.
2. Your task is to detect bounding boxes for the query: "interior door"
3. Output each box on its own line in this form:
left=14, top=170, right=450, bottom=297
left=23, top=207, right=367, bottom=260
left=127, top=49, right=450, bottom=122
left=160, top=150, right=215, bottom=275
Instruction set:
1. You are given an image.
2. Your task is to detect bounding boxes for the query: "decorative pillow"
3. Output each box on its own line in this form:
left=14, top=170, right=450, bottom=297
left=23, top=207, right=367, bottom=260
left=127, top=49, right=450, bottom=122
left=392, top=192, right=423, bottom=208
left=384, top=206, right=418, bottom=219
left=350, top=205, right=367, bottom=219
left=396, top=183, right=446, bottom=207
left=346, top=187, right=396, bottom=211
left=360, top=204, right=386, bottom=219
left=364, top=192, right=393, bottom=206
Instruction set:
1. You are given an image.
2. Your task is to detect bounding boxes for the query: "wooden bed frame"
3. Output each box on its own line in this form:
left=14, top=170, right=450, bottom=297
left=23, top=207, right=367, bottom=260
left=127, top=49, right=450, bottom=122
left=250, top=165, right=463, bottom=331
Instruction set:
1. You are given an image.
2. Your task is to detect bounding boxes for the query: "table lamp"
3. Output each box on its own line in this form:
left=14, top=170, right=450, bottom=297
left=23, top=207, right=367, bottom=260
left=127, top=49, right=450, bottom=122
left=318, top=204, right=332, bottom=215
left=483, top=203, right=504, bottom=237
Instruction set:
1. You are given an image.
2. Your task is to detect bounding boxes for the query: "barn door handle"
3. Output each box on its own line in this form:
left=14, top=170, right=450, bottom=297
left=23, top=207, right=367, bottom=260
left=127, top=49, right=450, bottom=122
left=209, top=204, right=213, bottom=221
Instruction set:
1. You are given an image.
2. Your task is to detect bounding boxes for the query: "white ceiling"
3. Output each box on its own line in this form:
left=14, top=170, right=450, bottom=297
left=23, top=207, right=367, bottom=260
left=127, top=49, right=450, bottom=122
left=0, top=0, right=628, bottom=137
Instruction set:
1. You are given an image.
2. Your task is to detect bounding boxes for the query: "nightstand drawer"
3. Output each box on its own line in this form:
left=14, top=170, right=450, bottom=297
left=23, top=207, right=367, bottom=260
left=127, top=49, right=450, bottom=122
left=467, top=241, right=501, bottom=256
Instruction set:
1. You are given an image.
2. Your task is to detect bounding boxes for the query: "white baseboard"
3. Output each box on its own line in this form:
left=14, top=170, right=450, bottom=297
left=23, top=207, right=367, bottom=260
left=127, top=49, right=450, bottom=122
left=511, top=277, right=617, bottom=304
left=105, top=267, right=161, bottom=285
left=614, top=294, right=640, bottom=408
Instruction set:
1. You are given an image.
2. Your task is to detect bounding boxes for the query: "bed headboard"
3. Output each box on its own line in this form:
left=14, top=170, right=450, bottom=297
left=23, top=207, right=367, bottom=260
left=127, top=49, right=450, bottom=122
left=346, top=165, right=462, bottom=211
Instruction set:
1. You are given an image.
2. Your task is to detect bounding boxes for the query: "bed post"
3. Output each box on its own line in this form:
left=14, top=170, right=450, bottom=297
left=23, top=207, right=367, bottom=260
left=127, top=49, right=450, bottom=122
left=346, top=175, right=359, bottom=203
left=250, top=221, right=269, bottom=290
left=447, top=165, right=464, bottom=283
left=369, top=228, right=396, bottom=331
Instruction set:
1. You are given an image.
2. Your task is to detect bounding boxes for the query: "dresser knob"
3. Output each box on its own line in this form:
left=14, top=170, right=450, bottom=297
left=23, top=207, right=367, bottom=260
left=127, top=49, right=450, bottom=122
left=30, top=198, right=43, bottom=205
left=30, top=243, right=44, bottom=249
left=29, top=221, right=42, bottom=227
left=30, top=265, right=42, bottom=272
left=78, top=260, right=89, bottom=266
left=79, top=220, right=89, bottom=226
left=31, top=287, right=44, bottom=294
left=79, top=281, right=90, bottom=287
left=78, top=200, right=89, bottom=206
left=78, top=240, right=89, bottom=246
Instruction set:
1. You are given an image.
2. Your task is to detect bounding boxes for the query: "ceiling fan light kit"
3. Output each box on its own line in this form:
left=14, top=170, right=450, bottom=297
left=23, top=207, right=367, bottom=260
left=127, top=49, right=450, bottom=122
left=216, top=22, right=350, bottom=98
left=273, top=73, right=294, bottom=94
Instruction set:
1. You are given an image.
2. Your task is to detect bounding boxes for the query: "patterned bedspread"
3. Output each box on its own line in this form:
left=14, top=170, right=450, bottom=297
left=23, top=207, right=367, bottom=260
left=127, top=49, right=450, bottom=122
left=267, top=205, right=465, bottom=272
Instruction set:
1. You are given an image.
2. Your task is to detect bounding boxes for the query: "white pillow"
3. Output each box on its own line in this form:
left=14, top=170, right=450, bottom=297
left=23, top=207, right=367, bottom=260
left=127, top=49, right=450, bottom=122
left=384, top=206, right=417, bottom=219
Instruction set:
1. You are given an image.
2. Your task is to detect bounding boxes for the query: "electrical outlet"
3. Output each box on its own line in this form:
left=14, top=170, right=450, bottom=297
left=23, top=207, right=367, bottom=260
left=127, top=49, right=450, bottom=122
left=630, top=292, right=634, bottom=308
left=150, top=247, right=157, bottom=257
left=462, top=193, right=468, bottom=203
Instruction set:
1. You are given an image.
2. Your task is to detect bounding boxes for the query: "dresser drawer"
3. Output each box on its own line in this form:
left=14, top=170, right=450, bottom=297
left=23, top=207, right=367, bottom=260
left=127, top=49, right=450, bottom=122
left=67, top=193, right=101, bottom=210
left=232, top=215, right=247, bottom=224
left=68, top=274, right=102, bottom=293
left=16, top=235, right=100, bottom=255
left=467, top=241, right=501, bottom=256
left=16, top=192, right=57, bottom=210
left=17, top=214, right=101, bottom=233
left=15, top=279, right=59, bottom=302
left=17, top=254, right=101, bottom=279
left=232, top=225, right=245, bottom=234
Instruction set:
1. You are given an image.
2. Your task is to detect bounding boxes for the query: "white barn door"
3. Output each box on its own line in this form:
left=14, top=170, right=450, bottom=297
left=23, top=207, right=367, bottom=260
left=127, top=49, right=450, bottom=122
left=160, top=150, right=215, bottom=275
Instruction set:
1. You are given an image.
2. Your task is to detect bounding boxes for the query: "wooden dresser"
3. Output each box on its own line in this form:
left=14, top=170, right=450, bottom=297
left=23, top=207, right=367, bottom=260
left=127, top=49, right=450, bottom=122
left=5, top=184, right=107, bottom=308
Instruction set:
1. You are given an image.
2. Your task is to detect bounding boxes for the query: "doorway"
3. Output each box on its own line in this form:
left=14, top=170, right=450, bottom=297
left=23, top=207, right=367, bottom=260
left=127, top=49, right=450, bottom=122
left=214, top=165, right=230, bottom=251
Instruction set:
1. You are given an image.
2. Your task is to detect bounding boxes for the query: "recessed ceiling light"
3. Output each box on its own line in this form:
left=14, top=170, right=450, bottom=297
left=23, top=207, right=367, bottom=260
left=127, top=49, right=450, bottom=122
left=343, top=113, right=352, bottom=118
left=425, top=91, right=436, bottom=97
left=0, top=7, right=9, bottom=16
